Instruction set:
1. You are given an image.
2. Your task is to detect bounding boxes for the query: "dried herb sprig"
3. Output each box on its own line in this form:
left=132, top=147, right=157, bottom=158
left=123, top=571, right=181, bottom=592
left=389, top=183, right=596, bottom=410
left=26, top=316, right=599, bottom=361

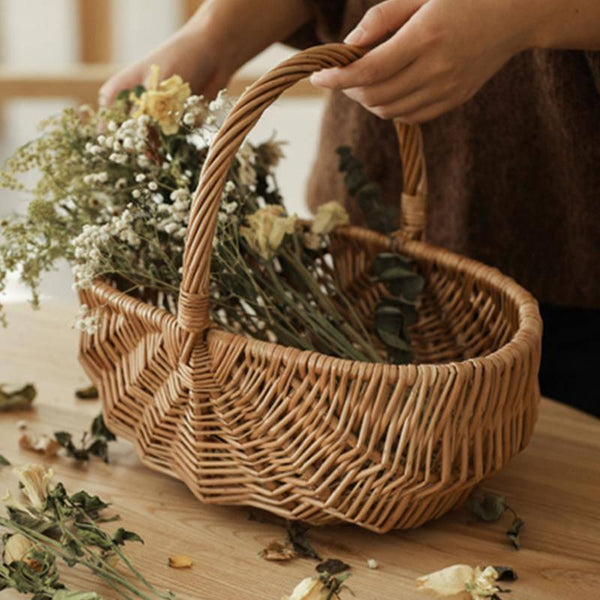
left=470, top=492, right=525, bottom=549
left=54, top=414, right=116, bottom=463
left=0, top=464, right=179, bottom=600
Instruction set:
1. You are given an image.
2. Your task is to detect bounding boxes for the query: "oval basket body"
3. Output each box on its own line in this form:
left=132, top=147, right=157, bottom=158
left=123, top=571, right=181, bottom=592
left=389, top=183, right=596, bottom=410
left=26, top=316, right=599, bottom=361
left=77, top=44, right=542, bottom=533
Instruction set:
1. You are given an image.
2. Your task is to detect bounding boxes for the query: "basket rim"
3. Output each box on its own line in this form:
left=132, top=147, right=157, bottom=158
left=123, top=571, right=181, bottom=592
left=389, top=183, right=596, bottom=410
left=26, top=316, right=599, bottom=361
left=87, top=227, right=542, bottom=379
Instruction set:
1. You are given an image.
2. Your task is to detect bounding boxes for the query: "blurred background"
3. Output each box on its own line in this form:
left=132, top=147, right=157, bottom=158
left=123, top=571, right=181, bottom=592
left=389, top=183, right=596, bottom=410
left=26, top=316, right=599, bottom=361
left=0, top=0, right=326, bottom=305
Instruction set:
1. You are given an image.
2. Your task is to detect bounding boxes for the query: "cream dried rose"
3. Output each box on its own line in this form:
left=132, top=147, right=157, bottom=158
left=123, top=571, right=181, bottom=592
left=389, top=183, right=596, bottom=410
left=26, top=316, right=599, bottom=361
left=15, top=463, right=53, bottom=508
left=311, top=201, right=350, bottom=235
left=240, top=205, right=297, bottom=260
left=134, top=64, right=191, bottom=135
left=417, top=564, right=500, bottom=599
left=3, top=533, right=35, bottom=564
left=281, top=577, right=329, bottom=600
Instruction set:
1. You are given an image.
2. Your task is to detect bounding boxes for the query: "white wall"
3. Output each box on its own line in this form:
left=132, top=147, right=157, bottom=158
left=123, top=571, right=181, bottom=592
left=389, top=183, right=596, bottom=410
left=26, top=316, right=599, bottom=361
left=0, top=0, right=325, bottom=303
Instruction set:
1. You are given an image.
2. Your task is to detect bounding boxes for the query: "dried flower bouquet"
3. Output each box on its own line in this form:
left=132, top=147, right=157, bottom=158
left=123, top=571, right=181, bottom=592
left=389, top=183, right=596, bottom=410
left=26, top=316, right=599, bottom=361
left=0, top=67, right=421, bottom=363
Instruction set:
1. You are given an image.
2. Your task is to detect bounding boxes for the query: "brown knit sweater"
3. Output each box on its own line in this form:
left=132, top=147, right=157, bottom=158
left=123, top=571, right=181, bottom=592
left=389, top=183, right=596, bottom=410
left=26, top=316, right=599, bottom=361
left=290, top=0, right=600, bottom=309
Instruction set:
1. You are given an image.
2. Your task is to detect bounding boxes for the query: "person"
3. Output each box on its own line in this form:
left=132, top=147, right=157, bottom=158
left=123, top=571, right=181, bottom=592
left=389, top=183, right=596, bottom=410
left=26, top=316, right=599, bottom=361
left=101, top=0, right=600, bottom=416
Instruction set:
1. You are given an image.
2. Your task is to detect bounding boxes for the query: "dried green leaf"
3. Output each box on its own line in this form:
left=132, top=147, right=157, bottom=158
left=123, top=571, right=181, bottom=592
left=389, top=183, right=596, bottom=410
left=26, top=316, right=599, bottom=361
left=91, top=414, right=116, bottom=442
left=316, top=559, right=351, bottom=575
left=0, top=454, right=10, bottom=466
left=286, top=521, right=322, bottom=561
left=112, top=527, right=143, bottom=546
left=506, top=517, right=525, bottom=550
left=470, top=493, right=507, bottom=522
left=0, top=384, right=36, bottom=412
left=74, top=385, right=98, bottom=400
left=493, top=566, right=518, bottom=581
left=69, top=491, right=109, bottom=514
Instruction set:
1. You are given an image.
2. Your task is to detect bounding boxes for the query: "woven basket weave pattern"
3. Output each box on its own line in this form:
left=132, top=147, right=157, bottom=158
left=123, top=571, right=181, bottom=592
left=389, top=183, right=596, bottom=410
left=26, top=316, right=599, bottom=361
left=79, top=44, right=542, bottom=532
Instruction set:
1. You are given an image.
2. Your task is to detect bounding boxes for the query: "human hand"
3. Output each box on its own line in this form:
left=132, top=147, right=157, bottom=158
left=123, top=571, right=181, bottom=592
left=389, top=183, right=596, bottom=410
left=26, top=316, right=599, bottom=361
left=311, top=0, right=538, bottom=123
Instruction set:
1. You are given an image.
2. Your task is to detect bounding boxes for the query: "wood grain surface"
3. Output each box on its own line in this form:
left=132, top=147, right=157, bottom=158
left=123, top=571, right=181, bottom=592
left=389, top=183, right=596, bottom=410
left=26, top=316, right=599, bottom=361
left=0, top=302, right=598, bottom=599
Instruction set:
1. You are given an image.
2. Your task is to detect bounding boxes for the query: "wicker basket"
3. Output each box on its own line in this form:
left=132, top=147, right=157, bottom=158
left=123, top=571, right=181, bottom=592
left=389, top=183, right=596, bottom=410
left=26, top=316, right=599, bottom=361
left=79, top=44, right=542, bottom=533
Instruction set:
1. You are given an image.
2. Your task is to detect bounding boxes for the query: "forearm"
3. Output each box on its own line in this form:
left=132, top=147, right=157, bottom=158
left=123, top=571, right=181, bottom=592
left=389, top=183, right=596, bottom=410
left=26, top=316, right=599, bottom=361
left=181, top=0, right=315, bottom=72
left=528, top=0, right=600, bottom=50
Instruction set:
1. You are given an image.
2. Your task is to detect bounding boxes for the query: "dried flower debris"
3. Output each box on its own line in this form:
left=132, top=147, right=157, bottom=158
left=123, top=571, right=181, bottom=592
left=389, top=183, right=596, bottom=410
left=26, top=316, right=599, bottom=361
left=19, top=432, right=61, bottom=457
left=282, top=561, right=352, bottom=600
left=260, top=541, right=297, bottom=562
left=74, top=385, right=99, bottom=400
left=54, top=413, right=116, bottom=463
left=0, top=383, right=36, bottom=412
left=168, top=555, right=193, bottom=569
left=417, top=564, right=518, bottom=599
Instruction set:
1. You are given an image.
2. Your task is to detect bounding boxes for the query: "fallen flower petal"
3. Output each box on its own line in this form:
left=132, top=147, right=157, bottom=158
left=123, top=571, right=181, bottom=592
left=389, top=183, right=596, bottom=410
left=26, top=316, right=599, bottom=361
left=417, top=564, right=503, bottom=600
left=168, top=555, right=193, bottom=569
left=260, top=541, right=296, bottom=562
left=3, top=532, right=35, bottom=564
left=19, top=432, right=60, bottom=457
left=15, top=463, right=54, bottom=508
left=281, top=577, right=329, bottom=600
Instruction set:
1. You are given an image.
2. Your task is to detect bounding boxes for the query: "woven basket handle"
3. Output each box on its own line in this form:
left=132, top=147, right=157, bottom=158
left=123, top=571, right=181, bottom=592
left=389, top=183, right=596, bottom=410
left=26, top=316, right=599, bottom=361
left=177, top=43, right=427, bottom=335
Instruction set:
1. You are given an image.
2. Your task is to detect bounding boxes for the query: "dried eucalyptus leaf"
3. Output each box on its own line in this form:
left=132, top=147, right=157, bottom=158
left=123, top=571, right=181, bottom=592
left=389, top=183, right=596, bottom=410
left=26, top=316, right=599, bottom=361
left=0, top=454, right=10, bottom=466
left=316, top=559, right=351, bottom=575
left=69, top=491, right=109, bottom=514
left=0, top=384, right=36, bottom=412
left=506, top=517, right=525, bottom=550
left=74, top=385, right=98, bottom=400
left=470, top=493, right=507, bottom=522
left=388, top=274, right=425, bottom=302
left=375, top=306, right=412, bottom=352
left=91, top=414, right=116, bottom=442
left=372, top=252, right=414, bottom=276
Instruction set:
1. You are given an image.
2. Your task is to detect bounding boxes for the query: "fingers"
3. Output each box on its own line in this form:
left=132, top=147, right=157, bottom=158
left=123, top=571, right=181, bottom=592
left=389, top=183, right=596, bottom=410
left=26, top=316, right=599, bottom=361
left=344, top=0, right=425, bottom=46
left=99, top=63, right=148, bottom=107
left=311, top=22, right=424, bottom=90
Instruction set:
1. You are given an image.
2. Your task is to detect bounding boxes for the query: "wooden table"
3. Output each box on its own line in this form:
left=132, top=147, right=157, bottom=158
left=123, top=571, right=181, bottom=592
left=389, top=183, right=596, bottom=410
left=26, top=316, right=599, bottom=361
left=1, top=302, right=599, bottom=599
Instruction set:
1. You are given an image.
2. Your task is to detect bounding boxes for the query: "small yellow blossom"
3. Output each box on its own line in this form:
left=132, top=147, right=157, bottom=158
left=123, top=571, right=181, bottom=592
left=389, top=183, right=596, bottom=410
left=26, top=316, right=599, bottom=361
left=417, top=564, right=500, bottom=599
left=134, top=65, right=191, bottom=135
left=311, top=201, right=349, bottom=235
left=240, top=205, right=296, bottom=260
left=281, top=577, right=329, bottom=600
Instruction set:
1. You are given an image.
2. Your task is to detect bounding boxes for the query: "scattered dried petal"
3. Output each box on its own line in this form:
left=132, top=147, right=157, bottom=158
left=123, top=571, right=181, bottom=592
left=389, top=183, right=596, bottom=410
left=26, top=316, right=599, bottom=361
left=282, top=577, right=329, bottom=600
left=417, top=565, right=502, bottom=600
left=3, top=533, right=35, bottom=564
left=19, top=432, right=60, bottom=457
left=168, top=554, right=193, bottom=569
left=367, top=558, right=379, bottom=570
left=15, top=463, right=54, bottom=508
left=260, top=541, right=297, bottom=562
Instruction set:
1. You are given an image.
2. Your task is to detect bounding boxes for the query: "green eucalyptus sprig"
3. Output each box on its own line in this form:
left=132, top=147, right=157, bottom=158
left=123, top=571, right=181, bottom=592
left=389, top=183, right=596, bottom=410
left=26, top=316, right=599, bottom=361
left=470, top=492, right=525, bottom=550
left=0, top=464, right=179, bottom=600
left=54, top=414, right=116, bottom=463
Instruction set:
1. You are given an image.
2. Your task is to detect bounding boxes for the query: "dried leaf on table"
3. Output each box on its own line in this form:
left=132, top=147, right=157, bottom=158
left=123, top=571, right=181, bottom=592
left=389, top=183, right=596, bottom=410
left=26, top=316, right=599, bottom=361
left=506, top=517, right=525, bottom=550
left=168, top=555, right=193, bottom=569
left=0, top=454, right=10, bottom=466
left=19, top=432, right=60, bottom=457
left=315, top=558, right=351, bottom=575
left=470, top=493, right=507, bottom=522
left=260, top=541, right=297, bottom=562
left=0, top=384, right=36, bottom=411
left=54, top=413, right=116, bottom=463
left=75, top=385, right=99, bottom=400
left=493, top=566, right=518, bottom=582
left=287, top=521, right=322, bottom=561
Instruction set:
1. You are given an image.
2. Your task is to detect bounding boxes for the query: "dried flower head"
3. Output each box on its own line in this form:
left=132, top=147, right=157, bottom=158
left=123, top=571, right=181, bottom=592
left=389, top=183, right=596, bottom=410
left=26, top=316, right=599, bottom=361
left=281, top=577, right=330, bottom=600
left=15, top=464, right=54, bottom=508
left=417, top=564, right=501, bottom=599
left=3, top=533, right=35, bottom=564
left=134, top=65, right=191, bottom=135
left=240, top=205, right=297, bottom=260
left=311, top=201, right=349, bottom=235
left=19, top=432, right=60, bottom=457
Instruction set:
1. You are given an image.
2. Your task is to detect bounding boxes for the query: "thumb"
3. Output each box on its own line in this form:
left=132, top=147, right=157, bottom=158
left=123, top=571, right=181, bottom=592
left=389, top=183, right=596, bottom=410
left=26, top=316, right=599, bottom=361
left=344, top=0, right=425, bottom=46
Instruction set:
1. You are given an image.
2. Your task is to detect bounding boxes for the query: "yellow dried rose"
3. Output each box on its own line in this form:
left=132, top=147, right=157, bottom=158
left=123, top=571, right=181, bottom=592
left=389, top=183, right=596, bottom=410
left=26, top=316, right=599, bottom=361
left=417, top=564, right=500, bottom=599
left=240, top=205, right=297, bottom=260
left=281, top=577, right=330, bottom=600
left=3, top=533, right=34, bottom=564
left=311, top=201, right=350, bottom=235
left=134, top=65, right=191, bottom=135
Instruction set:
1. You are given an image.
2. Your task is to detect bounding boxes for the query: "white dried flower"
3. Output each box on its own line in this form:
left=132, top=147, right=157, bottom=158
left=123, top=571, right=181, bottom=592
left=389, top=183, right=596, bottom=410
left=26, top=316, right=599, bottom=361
left=281, top=577, right=329, bottom=600
left=14, top=464, right=54, bottom=508
left=417, top=564, right=501, bottom=599
left=311, top=201, right=349, bottom=235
